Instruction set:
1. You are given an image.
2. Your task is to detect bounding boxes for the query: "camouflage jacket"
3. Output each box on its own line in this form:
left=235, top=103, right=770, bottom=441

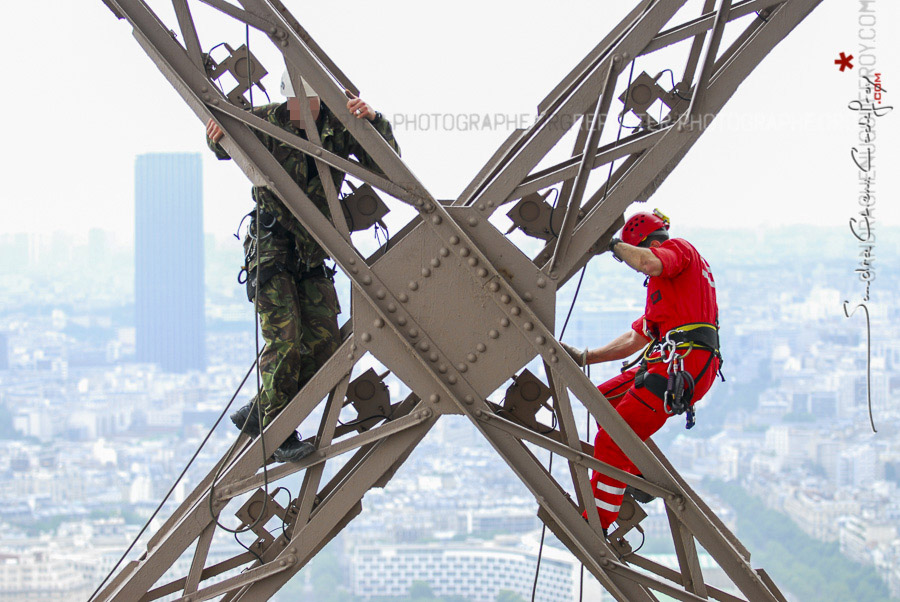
left=208, top=101, right=400, bottom=271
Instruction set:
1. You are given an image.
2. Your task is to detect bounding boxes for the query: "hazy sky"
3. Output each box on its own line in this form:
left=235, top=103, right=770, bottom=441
left=2, top=0, right=897, bottom=241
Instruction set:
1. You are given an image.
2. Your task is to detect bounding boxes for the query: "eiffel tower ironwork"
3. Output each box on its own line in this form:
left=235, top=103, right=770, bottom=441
left=93, top=1, right=822, bottom=600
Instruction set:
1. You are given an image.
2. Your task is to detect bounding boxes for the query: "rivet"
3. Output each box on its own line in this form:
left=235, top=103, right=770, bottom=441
left=468, top=257, right=478, bottom=267
left=549, top=347, right=557, bottom=355
left=351, top=344, right=358, bottom=351
left=408, top=328, right=419, bottom=338
left=450, top=236, right=460, bottom=245
left=612, top=54, right=620, bottom=63
left=350, top=267, right=358, bottom=274
left=439, top=247, right=450, bottom=257
left=524, top=292, right=534, bottom=302
left=601, top=558, right=611, bottom=568
left=421, top=268, right=431, bottom=277
left=523, top=322, right=533, bottom=331
left=269, top=27, right=278, bottom=34
left=376, top=289, right=386, bottom=299
left=387, top=303, right=397, bottom=313
left=477, top=268, right=487, bottom=277
left=466, top=353, right=477, bottom=363
left=511, top=307, right=521, bottom=316
left=424, top=203, right=434, bottom=212
left=476, top=343, right=486, bottom=352
left=551, top=356, right=559, bottom=363
left=429, top=352, right=439, bottom=362
left=474, top=409, right=483, bottom=418
left=460, top=248, right=470, bottom=257
left=418, top=341, right=430, bottom=351
left=290, top=547, right=297, bottom=554
left=439, top=364, right=448, bottom=374
left=201, top=86, right=209, bottom=93
left=500, top=318, right=510, bottom=327
left=431, top=258, right=441, bottom=268
left=430, top=394, right=440, bottom=404
left=456, top=363, right=468, bottom=373
left=361, top=333, right=372, bottom=342
left=677, top=122, right=685, bottom=133
left=432, top=215, right=442, bottom=225
left=281, top=39, right=288, bottom=47
left=374, top=319, right=384, bottom=328
left=488, top=329, right=499, bottom=339
left=448, top=375, right=457, bottom=384
left=362, top=275, right=372, bottom=285
left=415, top=199, right=424, bottom=207
left=347, top=353, right=355, bottom=360
left=468, top=217, right=478, bottom=227
left=422, top=408, right=433, bottom=418
left=211, top=99, right=219, bottom=105
left=203, top=94, right=211, bottom=102
left=398, top=316, right=407, bottom=326
left=500, top=294, right=510, bottom=304
left=488, top=201, right=495, bottom=208
left=408, top=281, right=419, bottom=291
left=280, top=560, right=287, bottom=567
left=464, top=395, right=475, bottom=404
left=399, top=293, right=409, bottom=302
left=549, top=271, right=559, bottom=280
left=488, top=282, right=500, bottom=292
left=536, top=336, right=545, bottom=344
left=315, top=149, right=322, bottom=157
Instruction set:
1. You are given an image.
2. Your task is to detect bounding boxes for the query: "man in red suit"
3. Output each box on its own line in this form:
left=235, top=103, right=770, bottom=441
left=563, top=210, right=722, bottom=530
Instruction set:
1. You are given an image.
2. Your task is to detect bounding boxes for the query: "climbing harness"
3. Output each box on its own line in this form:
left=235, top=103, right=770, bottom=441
left=626, top=322, right=723, bottom=429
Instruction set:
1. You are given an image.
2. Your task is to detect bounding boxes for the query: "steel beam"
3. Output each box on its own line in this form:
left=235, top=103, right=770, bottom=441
left=92, top=1, right=825, bottom=600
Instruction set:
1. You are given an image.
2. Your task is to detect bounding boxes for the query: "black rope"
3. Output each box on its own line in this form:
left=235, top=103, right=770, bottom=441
left=207, top=24, right=271, bottom=537
left=533, top=56, right=637, bottom=601
left=87, top=354, right=261, bottom=602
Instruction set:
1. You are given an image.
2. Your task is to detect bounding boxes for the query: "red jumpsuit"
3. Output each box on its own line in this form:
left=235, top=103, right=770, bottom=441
left=590, top=238, right=720, bottom=528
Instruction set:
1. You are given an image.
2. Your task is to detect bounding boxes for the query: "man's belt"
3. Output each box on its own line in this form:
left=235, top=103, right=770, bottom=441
left=662, top=322, right=720, bottom=353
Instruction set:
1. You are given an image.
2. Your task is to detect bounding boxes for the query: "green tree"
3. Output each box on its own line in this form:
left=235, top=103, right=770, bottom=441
left=496, top=590, right=527, bottom=602
left=409, top=580, right=435, bottom=599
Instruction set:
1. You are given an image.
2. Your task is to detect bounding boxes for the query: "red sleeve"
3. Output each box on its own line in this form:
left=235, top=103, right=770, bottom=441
left=650, top=238, right=692, bottom=278
left=631, top=316, right=652, bottom=341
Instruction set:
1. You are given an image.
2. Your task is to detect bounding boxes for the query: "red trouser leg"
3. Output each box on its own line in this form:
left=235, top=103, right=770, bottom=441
left=590, top=368, right=669, bottom=529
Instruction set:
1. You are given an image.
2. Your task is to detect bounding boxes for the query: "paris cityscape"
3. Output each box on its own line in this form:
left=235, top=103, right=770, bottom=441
left=0, top=152, right=898, bottom=601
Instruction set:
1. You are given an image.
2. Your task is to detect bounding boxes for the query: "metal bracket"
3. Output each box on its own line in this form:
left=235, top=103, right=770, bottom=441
left=204, top=42, right=268, bottom=108
left=341, top=182, right=390, bottom=232
left=500, top=369, right=554, bottom=432
left=506, top=190, right=558, bottom=241
left=344, top=368, right=391, bottom=431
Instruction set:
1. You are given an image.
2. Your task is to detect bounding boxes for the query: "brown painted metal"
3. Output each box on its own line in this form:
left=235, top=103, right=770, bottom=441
left=91, top=1, right=826, bottom=600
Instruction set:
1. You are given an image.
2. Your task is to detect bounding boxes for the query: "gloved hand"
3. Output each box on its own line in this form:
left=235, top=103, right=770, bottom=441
left=608, top=237, right=624, bottom=262
left=561, top=342, right=587, bottom=367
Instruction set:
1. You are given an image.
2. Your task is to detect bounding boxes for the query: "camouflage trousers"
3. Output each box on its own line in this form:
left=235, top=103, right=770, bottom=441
left=253, top=269, right=340, bottom=426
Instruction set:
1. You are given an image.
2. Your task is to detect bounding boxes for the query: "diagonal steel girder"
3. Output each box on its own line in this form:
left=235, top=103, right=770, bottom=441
left=91, top=0, right=825, bottom=600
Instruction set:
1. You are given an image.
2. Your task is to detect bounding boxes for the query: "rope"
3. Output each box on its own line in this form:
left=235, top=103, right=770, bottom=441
left=531, top=56, right=637, bottom=602
left=87, top=354, right=261, bottom=602
left=207, top=23, right=272, bottom=537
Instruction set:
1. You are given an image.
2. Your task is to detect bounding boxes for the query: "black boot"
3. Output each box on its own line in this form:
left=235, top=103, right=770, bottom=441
left=230, top=401, right=261, bottom=437
left=625, top=475, right=657, bottom=504
left=273, top=432, right=316, bottom=463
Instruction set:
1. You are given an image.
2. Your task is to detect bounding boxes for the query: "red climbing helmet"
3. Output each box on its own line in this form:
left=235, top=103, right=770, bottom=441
left=622, top=209, right=670, bottom=246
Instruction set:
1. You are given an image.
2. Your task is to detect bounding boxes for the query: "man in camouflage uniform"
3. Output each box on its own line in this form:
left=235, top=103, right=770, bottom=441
left=207, top=76, right=399, bottom=461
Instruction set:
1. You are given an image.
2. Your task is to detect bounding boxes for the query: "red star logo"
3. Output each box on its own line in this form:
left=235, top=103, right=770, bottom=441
left=835, top=52, right=854, bottom=72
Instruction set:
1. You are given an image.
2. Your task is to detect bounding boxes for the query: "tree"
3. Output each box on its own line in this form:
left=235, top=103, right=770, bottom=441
left=408, top=581, right=435, bottom=599
left=496, top=590, right=527, bottom=602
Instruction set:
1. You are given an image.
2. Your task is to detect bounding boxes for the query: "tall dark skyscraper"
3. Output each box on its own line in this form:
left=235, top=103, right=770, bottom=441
left=135, top=153, right=205, bottom=372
